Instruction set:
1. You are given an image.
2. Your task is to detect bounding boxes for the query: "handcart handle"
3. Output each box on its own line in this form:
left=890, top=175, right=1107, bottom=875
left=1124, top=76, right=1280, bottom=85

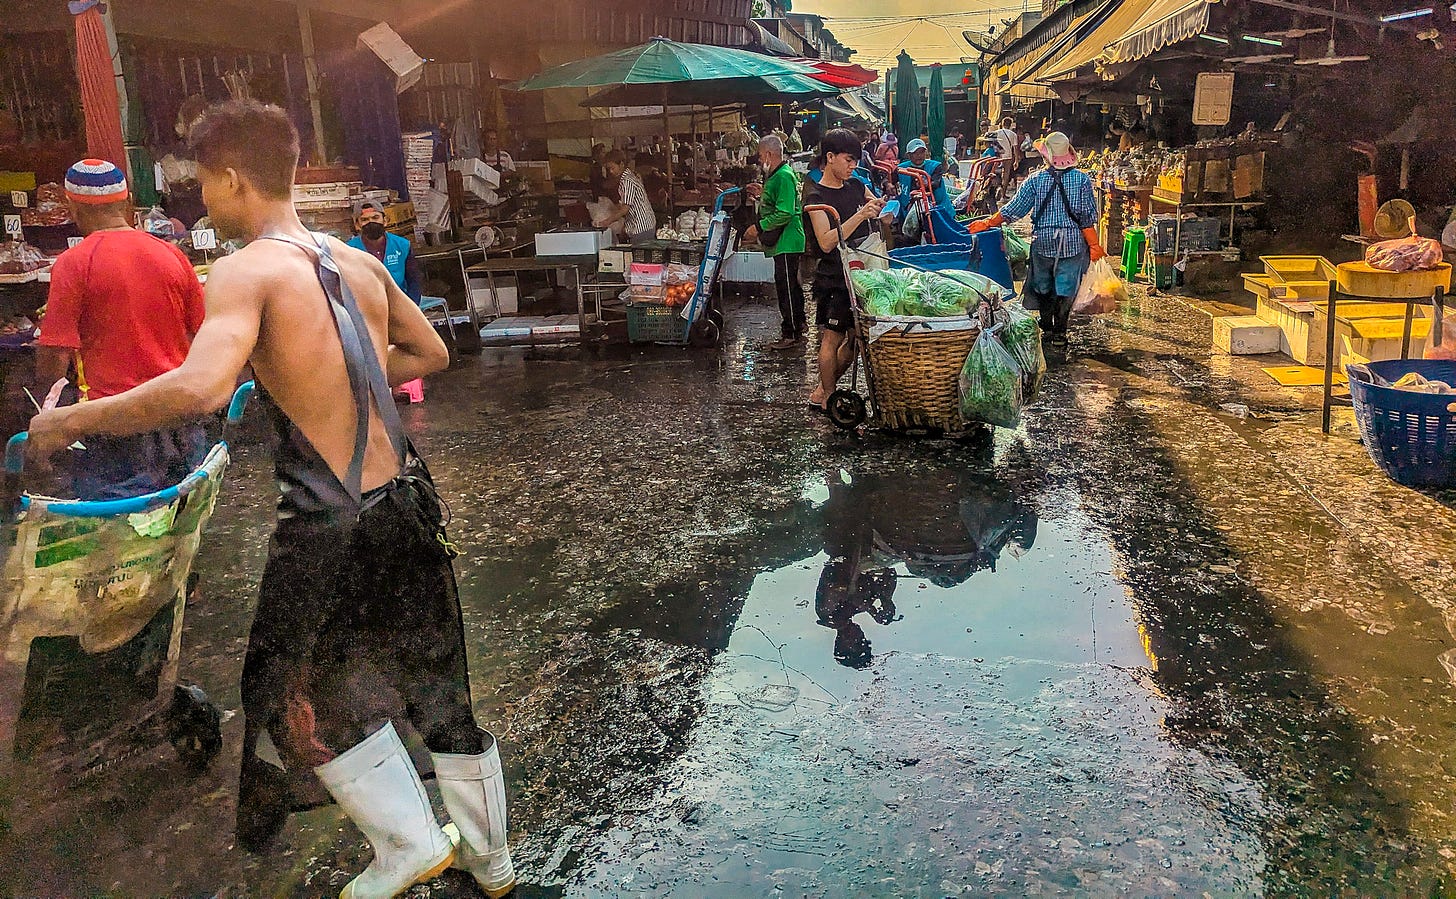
left=712, top=186, right=742, bottom=215
left=3, top=379, right=256, bottom=485
left=895, top=166, right=934, bottom=190
left=227, top=380, right=255, bottom=425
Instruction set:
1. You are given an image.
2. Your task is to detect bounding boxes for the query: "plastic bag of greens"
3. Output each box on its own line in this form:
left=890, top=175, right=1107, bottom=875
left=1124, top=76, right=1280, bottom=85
left=942, top=270, right=1010, bottom=306
left=850, top=269, right=910, bottom=317
left=1002, top=227, right=1031, bottom=264
left=999, top=302, right=1046, bottom=400
left=959, top=325, right=1025, bottom=429
left=901, top=272, right=972, bottom=317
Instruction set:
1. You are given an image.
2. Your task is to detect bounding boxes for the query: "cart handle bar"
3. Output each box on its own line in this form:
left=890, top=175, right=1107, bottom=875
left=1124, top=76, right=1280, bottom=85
left=712, top=185, right=742, bottom=215
left=802, top=203, right=1005, bottom=287
left=4, top=380, right=256, bottom=516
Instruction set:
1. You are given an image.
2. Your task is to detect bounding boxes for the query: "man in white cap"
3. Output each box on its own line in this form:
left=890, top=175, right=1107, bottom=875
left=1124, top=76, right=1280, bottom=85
left=34, top=158, right=208, bottom=499
left=898, top=138, right=952, bottom=210
left=969, top=132, right=1105, bottom=344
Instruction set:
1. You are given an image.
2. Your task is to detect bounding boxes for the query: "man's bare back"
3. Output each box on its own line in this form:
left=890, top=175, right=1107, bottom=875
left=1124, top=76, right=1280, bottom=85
left=226, top=230, right=408, bottom=494
left=25, top=227, right=448, bottom=480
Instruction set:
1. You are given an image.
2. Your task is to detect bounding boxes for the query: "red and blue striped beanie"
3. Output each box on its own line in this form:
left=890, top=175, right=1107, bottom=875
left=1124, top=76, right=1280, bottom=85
left=64, top=158, right=129, bottom=205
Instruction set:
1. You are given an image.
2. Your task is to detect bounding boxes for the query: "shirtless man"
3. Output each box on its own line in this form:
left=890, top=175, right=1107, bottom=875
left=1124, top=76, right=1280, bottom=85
left=26, top=100, right=515, bottom=899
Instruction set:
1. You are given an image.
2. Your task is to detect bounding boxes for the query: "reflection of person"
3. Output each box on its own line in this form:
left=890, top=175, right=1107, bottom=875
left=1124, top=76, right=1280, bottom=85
left=26, top=101, right=515, bottom=899
left=805, top=129, right=888, bottom=413
left=745, top=134, right=806, bottom=349
left=34, top=159, right=208, bottom=500
left=969, top=132, right=1104, bottom=343
left=600, top=151, right=657, bottom=244
left=817, top=471, right=899, bottom=669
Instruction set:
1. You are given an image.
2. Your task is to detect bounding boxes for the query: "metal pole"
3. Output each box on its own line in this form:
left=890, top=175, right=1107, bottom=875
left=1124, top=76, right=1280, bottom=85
left=663, top=85, right=672, bottom=215
left=1322, top=283, right=1337, bottom=434
left=297, top=3, right=328, bottom=164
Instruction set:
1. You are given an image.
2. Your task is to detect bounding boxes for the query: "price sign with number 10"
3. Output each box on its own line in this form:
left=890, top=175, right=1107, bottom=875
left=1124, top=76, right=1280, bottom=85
left=191, top=228, right=217, bottom=251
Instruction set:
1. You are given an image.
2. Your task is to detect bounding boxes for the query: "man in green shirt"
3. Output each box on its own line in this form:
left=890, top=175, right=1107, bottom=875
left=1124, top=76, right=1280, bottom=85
left=746, top=134, right=807, bottom=349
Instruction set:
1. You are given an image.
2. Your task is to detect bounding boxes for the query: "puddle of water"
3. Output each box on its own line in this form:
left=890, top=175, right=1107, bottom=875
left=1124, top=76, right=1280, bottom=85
left=567, top=462, right=1267, bottom=896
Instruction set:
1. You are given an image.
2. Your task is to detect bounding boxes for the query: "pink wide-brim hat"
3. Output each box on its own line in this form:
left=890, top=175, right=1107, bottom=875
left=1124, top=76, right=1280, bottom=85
left=1034, top=132, right=1079, bottom=169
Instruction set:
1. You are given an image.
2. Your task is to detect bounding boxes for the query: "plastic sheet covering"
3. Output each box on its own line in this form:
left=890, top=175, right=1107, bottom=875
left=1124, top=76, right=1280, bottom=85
left=71, top=1, right=127, bottom=172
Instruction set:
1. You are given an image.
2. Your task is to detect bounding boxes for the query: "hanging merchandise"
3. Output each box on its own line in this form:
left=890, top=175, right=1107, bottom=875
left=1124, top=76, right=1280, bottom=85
left=1072, top=258, right=1126, bottom=315
left=958, top=324, right=1025, bottom=429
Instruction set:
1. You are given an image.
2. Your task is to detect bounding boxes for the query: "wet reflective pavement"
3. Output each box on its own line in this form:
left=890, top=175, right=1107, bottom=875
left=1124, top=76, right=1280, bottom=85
left=5, top=288, right=1456, bottom=896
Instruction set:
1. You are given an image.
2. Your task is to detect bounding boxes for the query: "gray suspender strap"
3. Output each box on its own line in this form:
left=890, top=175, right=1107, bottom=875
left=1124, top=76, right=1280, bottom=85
left=257, top=232, right=408, bottom=503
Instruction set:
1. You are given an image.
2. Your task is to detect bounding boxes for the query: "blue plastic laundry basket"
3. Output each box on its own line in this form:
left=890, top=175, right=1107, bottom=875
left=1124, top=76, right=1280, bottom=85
left=1347, top=359, right=1456, bottom=488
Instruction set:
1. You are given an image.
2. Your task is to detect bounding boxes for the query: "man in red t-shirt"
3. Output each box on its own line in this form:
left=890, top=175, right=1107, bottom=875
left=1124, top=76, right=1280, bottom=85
left=34, top=159, right=208, bottom=500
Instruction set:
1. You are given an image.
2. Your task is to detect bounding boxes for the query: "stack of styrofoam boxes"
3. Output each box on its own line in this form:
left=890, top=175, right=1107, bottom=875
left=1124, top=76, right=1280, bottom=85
left=293, top=180, right=362, bottom=236
left=402, top=131, right=437, bottom=241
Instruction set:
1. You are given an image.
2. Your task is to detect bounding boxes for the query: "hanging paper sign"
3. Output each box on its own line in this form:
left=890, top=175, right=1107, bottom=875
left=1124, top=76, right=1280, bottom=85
left=191, top=228, right=217, bottom=250
left=1193, top=72, right=1234, bottom=127
left=10, top=191, right=28, bottom=208
left=3, top=215, right=21, bottom=238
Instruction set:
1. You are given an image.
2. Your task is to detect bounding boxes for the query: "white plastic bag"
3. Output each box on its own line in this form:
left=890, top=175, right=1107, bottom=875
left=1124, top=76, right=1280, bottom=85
left=846, top=233, right=889, bottom=272
left=1072, top=257, right=1125, bottom=315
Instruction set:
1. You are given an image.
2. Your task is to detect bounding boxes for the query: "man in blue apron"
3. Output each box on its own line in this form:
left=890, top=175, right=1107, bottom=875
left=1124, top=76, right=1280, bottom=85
left=970, top=132, right=1105, bottom=344
left=899, top=138, right=952, bottom=211
left=27, top=100, right=516, bottom=899
left=348, top=201, right=422, bottom=304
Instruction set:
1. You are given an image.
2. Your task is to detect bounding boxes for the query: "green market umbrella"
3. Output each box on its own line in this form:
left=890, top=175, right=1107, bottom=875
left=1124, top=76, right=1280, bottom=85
left=891, top=51, right=922, bottom=155
left=579, top=72, right=836, bottom=108
left=516, top=39, right=821, bottom=201
left=927, top=64, right=946, bottom=163
left=515, top=38, right=818, bottom=92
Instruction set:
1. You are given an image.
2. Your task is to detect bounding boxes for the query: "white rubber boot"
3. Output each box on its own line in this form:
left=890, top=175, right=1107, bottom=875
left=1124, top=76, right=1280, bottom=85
left=433, top=730, right=517, bottom=897
left=314, top=721, right=457, bottom=899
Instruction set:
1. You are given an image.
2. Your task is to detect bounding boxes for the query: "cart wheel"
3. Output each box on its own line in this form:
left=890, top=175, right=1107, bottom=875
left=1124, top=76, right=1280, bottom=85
left=689, top=319, right=721, bottom=348
left=166, top=684, right=222, bottom=774
left=707, top=305, right=725, bottom=331
left=827, top=390, right=868, bottom=430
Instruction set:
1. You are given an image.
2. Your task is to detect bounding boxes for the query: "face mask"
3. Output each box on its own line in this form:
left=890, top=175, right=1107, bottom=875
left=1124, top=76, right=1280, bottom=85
left=360, top=222, right=386, bottom=241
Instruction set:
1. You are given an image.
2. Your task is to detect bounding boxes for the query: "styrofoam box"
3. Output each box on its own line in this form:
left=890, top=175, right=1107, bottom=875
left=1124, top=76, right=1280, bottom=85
left=468, top=276, right=518, bottom=316
left=1213, top=315, right=1281, bottom=355
left=293, top=181, right=362, bottom=202
left=721, top=250, right=774, bottom=283
left=449, top=158, right=501, bottom=189
left=534, top=230, right=611, bottom=257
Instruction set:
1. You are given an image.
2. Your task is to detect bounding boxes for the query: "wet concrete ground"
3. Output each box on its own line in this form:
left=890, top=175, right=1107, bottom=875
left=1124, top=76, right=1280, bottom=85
left=5, top=285, right=1456, bottom=896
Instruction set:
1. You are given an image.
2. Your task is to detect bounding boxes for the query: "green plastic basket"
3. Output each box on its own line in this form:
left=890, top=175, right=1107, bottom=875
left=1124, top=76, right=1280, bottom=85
left=626, top=302, right=687, bottom=344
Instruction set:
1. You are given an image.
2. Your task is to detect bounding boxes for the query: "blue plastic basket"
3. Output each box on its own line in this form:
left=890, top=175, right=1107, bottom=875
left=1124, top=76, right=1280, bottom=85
left=892, top=227, right=1015, bottom=290
left=1347, top=359, right=1456, bottom=488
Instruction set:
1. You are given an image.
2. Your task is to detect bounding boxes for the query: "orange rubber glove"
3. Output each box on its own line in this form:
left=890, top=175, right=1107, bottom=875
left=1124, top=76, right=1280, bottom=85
left=968, top=212, right=1004, bottom=235
left=1083, top=227, right=1106, bottom=262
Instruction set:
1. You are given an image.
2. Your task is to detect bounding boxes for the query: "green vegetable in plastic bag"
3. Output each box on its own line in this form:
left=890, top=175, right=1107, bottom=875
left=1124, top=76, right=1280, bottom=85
left=958, top=325, right=1024, bottom=429
left=941, top=270, right=1009, bottom=306
left=999, top=302, right=1046, bottom=400
left=1002, top=228, right=1031, bottom=264
left=901, top=272, right=969, bottom=317
left=851, top=269, right=908, bottom=317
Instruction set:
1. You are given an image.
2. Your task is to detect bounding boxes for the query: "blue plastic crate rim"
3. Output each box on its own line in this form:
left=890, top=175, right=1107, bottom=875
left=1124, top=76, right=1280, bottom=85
left=1346, top=358, right=1456, bottom=487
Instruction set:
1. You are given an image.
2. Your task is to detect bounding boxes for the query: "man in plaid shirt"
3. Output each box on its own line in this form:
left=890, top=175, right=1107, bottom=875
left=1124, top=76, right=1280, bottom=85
left=970, top=132, right=1105, bottom=342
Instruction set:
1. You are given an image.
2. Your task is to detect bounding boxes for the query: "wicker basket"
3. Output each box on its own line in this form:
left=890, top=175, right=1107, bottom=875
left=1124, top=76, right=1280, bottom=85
left=854, top=310, right=980, bottom=434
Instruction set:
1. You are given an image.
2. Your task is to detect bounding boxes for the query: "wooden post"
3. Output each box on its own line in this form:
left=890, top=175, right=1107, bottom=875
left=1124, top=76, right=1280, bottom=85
left=297, top=3, right=328, bottom=165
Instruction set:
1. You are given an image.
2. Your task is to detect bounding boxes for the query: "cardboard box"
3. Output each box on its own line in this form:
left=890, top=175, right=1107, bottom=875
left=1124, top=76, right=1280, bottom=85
left=1213, top=315, right=1281, bottom=355
left=598, top=247, right=632, bottom=274
left=382, top=202, right=415, bottom=227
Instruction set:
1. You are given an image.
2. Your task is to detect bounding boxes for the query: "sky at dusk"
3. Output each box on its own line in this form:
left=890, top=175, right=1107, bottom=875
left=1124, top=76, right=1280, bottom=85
left=793, top=0, right=1037, bottom=70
